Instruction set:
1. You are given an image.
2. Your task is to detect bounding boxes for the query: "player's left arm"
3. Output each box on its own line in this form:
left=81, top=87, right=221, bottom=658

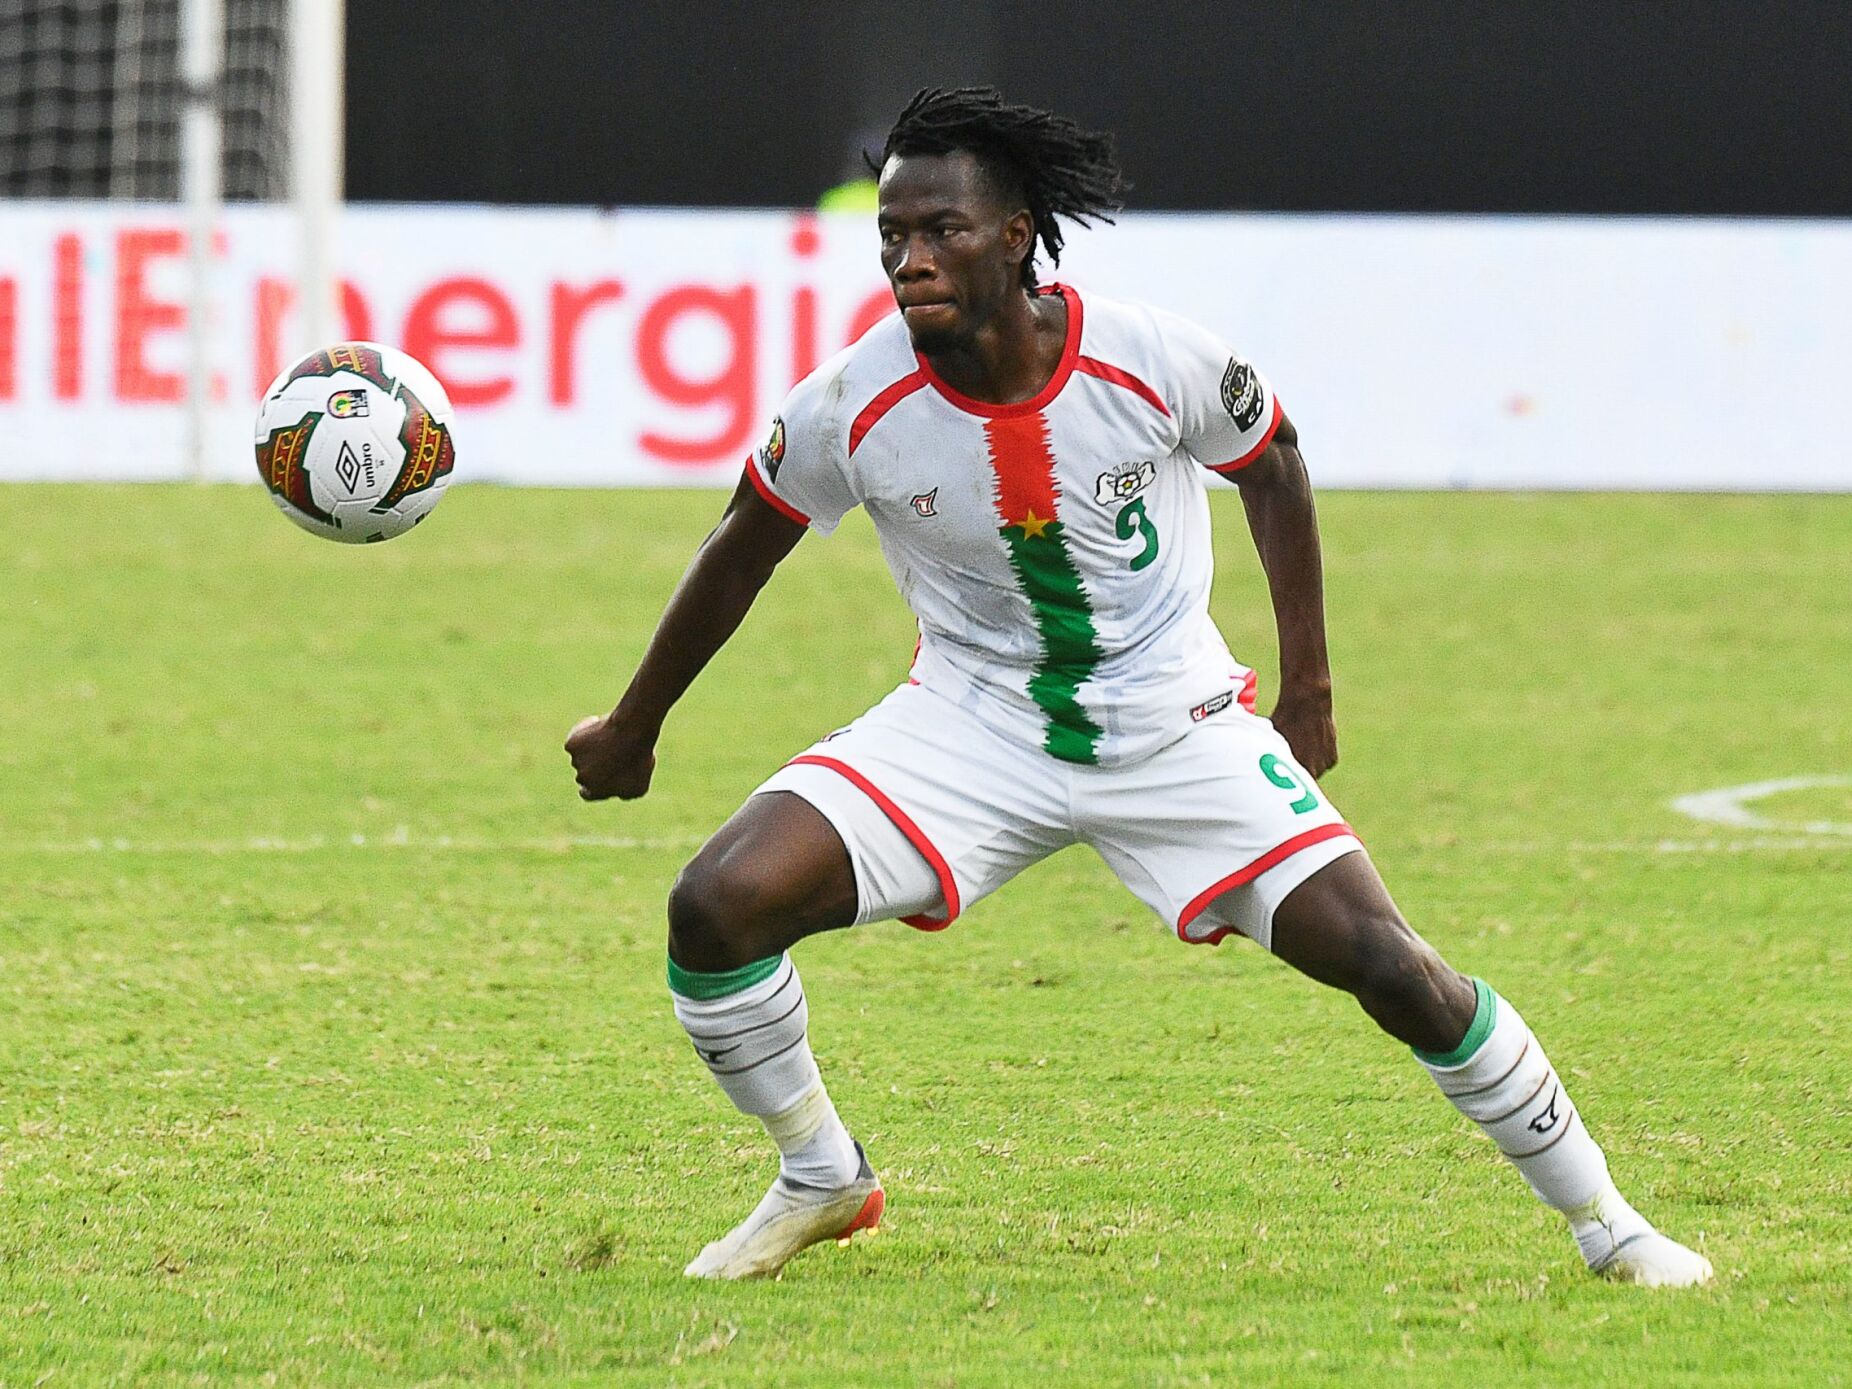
left=1231, top=411, right=1338, bottom=778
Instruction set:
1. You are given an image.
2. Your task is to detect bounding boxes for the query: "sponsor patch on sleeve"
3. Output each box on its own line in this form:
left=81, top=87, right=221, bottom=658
left=1220, top=358, right=1264, bottom=431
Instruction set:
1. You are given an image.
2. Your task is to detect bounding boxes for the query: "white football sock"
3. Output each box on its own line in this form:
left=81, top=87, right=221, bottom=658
left=1417, top=979, right=1653, bottom=1267
left=670, top=953, right=861, bottom=1189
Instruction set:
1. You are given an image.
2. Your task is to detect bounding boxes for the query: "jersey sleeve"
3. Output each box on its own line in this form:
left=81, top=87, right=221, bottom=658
left=1157, top=311, right=1285, bottom=476
left=741, top=374, right=860, bottom=535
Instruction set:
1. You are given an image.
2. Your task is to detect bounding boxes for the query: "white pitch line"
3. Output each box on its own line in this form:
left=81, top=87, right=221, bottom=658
left=0, top=833, right=708, bottom=855
left=1669, top=776, right=1852, bottom=837
left=1478, top=838, right=1850, bottom=854
left=1641, top=837, right=1849, bottom=853
left=0, top=834, right=1844, bottom=858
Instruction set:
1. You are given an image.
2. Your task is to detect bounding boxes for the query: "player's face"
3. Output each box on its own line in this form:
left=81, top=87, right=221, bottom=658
left=877, top=151, right=1033, bottom=353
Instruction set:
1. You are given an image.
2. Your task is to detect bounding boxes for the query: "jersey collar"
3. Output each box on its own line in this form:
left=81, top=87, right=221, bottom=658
left=913, top=283, right=1083, bottom=419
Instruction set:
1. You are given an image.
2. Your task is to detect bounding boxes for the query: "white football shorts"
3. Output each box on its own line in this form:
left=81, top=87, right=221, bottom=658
left=753, top=682, right=1363, bottom=950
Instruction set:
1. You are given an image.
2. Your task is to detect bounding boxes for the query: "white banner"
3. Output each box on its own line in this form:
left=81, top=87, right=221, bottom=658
left=1, top=203, right=1848, bottom=490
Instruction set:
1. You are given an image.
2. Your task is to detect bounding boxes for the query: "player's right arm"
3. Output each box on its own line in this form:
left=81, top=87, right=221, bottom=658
left=565, top=476, right=806, bottom=801
left=567, top=378, right=859, bottom=802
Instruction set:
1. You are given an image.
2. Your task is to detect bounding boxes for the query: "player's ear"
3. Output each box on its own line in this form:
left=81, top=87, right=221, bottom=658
left=1001, top=209, right=1035, bottom=270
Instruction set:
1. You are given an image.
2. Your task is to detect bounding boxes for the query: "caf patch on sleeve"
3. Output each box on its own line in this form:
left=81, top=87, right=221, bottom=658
left=1220, top=359, right=1264, bottom=431
left=760, top=416, right=787, bottom=481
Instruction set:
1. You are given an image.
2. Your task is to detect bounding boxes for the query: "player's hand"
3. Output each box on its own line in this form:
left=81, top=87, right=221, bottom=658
left=565, top=713, right=658, bottom=801
left=1270, top=686, right=1338, bottom=780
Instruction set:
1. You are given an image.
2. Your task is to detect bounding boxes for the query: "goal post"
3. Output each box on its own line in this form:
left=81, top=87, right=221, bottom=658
left=182, top=0, right=223, bottom=480
left=289, top=0, right=343, bottom=354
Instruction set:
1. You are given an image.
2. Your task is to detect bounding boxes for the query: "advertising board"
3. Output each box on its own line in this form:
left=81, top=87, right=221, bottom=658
left=1, top=205, right=1846, bottom=489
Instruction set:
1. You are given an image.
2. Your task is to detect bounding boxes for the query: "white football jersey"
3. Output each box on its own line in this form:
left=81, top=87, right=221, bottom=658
left=747, top=284, right=1283, bottom=768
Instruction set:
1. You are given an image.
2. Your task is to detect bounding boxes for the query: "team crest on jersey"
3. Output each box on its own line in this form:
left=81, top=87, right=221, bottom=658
left=1221, top=358, right=1264, bottom=431
left=910, top=487, right=939, bottom=517
left=759, top=416, right=787, bottom=481
left=1094, top=460, right=1156, bottom=506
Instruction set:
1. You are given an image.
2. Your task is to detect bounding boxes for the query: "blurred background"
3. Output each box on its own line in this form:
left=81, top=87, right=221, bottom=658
left=337, top=0, right=1852, bottom=216
left=2, top=0, right=1849, bottom=488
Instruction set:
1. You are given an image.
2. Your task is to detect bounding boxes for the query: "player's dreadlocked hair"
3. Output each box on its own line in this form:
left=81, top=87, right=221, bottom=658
left=877, top=87, right=1126, bottom=288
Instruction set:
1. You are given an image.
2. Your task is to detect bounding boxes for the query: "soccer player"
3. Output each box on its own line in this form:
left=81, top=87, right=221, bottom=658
left=566, top=88, right=1712, bottom=1286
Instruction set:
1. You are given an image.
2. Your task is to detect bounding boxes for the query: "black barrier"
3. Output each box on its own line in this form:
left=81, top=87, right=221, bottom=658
left=344, top=0, right=1852, bottom=216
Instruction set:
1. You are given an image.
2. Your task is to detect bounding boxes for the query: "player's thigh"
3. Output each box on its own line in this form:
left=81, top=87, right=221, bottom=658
left=754, top=683, right=1073, bottom=932
left=1078, top=712, right=1364, bottom=950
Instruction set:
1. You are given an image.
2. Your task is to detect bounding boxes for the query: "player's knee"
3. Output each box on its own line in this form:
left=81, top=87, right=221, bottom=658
left=666, top=860, right=766, bottom=972
left=1350, top=919, right=1457, bottom=1020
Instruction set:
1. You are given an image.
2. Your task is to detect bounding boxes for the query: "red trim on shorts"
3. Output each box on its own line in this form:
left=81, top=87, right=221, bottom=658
left=1237, top=668, right=1258, bottom=712
left=744, top=452, right=811, bottom=526
left=1206, top=395, right=1285, bottom=476
left=848, top=370, right=928, bottom=457
left=787, top=754, right=961, bottom=931
left=915, top=284, right=1082, bottom=419
left=1075, top=355, right=1171, bottom=418
left=1175, top=821, right=1358, bottom=945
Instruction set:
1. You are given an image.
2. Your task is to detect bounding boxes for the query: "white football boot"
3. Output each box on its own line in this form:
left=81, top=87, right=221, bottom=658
left=1574, top=1186, right=1714, bottom=1288
left=1590, top=1231, right=1715, bottom=1288
left=683, top=1143, right=884, bottom=1280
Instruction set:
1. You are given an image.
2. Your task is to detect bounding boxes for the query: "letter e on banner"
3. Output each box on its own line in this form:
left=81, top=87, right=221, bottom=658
left=116, top=228, right=187, bottom=402
left=403, top=276, right=519, bottom=407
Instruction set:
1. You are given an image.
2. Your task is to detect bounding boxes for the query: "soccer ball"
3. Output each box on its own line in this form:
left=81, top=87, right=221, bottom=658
left=254, top=342, right=457, bottom=543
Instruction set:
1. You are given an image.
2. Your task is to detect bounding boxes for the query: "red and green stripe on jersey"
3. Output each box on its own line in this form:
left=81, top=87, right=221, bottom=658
left=982, top=411, right=1105, bottom=765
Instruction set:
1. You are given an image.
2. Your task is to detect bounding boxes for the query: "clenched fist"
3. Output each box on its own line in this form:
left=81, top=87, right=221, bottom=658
left=1269, top=685, right=1338, bottom=780
left=565, top=713, right=658, bottom=801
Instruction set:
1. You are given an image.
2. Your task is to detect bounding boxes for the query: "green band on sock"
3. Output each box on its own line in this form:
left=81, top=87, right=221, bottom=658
left=667, top=953, right=783, bottom=1000
left=1413, top=977, right=1497, bottom=1068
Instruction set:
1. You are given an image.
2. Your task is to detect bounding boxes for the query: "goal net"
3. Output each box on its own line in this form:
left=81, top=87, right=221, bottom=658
left=0, top=0, right=290, bottom=200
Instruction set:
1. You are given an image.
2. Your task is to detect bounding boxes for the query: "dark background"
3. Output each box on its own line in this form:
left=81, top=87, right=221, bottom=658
left=345, top=0, right=1852, bottom=215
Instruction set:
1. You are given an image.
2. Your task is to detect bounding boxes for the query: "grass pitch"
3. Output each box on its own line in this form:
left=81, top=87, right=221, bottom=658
left=2, top=483, right=1848, bottom=1387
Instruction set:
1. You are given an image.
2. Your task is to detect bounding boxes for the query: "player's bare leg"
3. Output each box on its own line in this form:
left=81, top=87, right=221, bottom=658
left=666, top=791, right=883, bottom=1280
left=1263, top=852, right=1713, bottom=1288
